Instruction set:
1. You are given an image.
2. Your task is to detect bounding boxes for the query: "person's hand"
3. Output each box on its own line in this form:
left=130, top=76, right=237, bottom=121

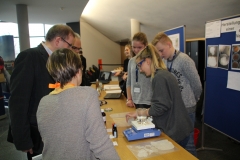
left=22, top=148, right=33, bottom=154
left=114, top=70, right=122, bottom=76
left=126, top=99, right=135, bottom=108
left=122, top=72, right=128, bottom=81
left=126, top=112, right=137, bottom=122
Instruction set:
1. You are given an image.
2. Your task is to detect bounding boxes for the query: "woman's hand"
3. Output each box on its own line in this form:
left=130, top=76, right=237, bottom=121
left=126, top=99, right=135, bottom=108
left=126, top=112, right=137, bottom=122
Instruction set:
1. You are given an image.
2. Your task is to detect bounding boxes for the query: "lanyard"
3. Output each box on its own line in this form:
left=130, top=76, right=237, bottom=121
left=167, top=50, right=179, bottom=72
left=135, top=66, right=138, bottom=82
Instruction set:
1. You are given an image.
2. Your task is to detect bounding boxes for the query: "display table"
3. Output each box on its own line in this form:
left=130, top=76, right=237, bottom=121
left=94, top=81, right=198, bottom=160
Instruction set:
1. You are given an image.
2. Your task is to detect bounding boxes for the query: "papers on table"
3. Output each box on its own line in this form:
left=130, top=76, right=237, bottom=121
left=104, top=85, right=120, bottom=90
left=105, top=90, right=121, bottom=93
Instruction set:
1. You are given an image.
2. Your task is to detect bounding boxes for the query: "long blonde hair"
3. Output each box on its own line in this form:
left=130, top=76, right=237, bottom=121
left=135, top=44, right=167, bottom=79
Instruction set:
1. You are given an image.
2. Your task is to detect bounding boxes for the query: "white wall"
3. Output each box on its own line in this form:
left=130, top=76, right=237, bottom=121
left=80, top=18, right=121, bottom=71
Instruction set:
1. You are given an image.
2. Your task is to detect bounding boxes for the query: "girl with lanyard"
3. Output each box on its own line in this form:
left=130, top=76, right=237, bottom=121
left=152, top=32, right=202, bottom=156
left=126, top=44, right=193, bottom=149
left=126, top=32, right=152, bottom=109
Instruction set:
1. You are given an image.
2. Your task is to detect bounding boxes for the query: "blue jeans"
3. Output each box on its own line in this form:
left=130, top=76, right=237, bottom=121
left=185, top=111, right=197, bottom=156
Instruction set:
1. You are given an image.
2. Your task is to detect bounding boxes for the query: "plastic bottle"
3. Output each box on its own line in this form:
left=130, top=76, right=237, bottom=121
left=96, top=79, right=99, bottom=89
left=101, top=109, right=106, bottom=124
left=113, top=124, right=118, bottom=138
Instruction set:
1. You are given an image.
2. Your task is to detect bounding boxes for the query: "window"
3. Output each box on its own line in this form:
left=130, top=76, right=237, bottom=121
left=0, top=22, right=54, bottom=57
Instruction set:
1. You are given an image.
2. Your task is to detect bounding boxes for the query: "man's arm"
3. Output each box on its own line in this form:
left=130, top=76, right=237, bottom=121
left=9, top=51, right=35, bottom=151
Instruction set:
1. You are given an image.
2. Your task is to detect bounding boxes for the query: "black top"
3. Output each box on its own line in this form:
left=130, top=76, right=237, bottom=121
left=123, top=58, right=130, bottom=72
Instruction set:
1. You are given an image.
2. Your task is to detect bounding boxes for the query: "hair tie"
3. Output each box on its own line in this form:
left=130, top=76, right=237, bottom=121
left=49, top=83, right=60, bottom=88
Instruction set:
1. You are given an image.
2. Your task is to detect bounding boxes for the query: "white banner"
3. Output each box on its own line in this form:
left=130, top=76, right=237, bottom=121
left=221, top=17, right=240, bottom=33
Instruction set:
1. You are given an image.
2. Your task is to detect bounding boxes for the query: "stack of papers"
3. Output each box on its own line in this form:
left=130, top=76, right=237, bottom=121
left=104, top=85, right=120, bottom=90
left=105, top=90, right=122, bottom=93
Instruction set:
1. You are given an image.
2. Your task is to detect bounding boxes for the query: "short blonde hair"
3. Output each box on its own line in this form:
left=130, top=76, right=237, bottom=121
left=135, top=44, right=167, bottom=79
left=47, top=48, right=82, bottom=88
left=152, top=32, right=172, bottom=46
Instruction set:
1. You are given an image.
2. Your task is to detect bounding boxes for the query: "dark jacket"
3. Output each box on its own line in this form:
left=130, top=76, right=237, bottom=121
left=8, top=44, right=54, bottom=153
left=80, top=54, right=86, bottom=74
left=149, top=69, right=193, bottom=143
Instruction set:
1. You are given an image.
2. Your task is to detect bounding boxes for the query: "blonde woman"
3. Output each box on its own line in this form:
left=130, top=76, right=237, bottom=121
left=37, top=48, right=120, bottom=160
left=152, top=32, right=202, bottom=156
left=126, top=44, right=193, bottom=150
left=126, top=32, right=152, bottom=109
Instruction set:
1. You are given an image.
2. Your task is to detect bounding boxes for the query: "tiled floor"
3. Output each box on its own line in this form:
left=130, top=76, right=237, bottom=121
left=0, top=107, right=240, bottom=160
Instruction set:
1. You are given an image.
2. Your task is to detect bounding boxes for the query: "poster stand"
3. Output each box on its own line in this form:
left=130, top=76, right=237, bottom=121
left=197, top=14, right=240, bottom=152
left=197, top=84, right=222, bottom=152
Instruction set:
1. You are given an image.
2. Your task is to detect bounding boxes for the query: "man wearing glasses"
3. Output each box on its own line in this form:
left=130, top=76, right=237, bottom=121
left=72, top=33, right=87, bottom=86
left=8, top=24, right=75, bottom=159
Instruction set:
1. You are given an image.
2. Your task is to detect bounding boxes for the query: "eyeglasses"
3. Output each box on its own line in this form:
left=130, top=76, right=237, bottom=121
left=61, top=37, right=72, bottom=48
left=72, top=46, right=82, bottom=51
left=137, top=59, right=145, bottom=69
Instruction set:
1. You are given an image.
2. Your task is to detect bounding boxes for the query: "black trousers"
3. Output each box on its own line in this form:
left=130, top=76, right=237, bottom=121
left=134, top=104, right=151, bottom=109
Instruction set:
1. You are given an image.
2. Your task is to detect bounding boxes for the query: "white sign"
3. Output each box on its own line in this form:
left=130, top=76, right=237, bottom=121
left=236, top=26, right=240, bottom=41
left=221, top=17, right=240, bottom=33
left=168, top=33, right=180, bottom=51
left=227, top=71, right=240, bottom=91
left=205, top=20, right=221, bottom=38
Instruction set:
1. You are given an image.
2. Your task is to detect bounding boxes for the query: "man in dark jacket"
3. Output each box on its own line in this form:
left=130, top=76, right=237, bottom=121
left=8, top=24, right=75, bottom=159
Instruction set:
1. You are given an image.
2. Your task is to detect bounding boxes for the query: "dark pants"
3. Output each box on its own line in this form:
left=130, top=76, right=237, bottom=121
left=135, top=104, right=151, bottom=109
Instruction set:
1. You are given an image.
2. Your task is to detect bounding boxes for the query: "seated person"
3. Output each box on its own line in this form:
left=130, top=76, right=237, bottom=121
left=126, top=44, right=193, bottom=149
left=37, top=48, right=120, bottom=160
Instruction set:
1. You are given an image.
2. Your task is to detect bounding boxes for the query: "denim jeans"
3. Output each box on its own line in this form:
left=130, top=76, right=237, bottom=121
left=185, top=111, right=197, bottom=156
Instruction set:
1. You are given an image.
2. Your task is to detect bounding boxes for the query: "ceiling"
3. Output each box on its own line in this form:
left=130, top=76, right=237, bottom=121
left=0, top=0, right=240, bottom=43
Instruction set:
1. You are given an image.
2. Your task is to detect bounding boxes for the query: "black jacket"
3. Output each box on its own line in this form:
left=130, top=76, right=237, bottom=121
left=8, top=44, right=54, bottom=152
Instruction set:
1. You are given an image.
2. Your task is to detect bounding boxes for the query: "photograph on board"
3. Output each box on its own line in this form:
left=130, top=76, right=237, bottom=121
left=218, top=45, right=231, bottom=70
left=168, top=34, right=180, bottom=51
left=232, top=44, right=240, bottom=70
left=207, top=45, right=218, bottom=68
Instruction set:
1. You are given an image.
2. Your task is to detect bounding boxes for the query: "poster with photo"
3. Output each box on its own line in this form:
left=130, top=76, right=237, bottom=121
left=231, top=44, right=240, bottom=70
left=217, top=45, right=231, bottom=70
left=207, top=45, right=218, bottom=68
left=168, top=34, right=180, bottom=51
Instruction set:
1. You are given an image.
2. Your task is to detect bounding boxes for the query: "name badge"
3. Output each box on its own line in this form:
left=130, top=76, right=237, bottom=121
left=134, top=87, right=141, bottom=93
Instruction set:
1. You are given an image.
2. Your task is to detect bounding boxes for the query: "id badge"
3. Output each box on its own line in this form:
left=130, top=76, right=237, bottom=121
left=133, top=83, right=141, bottom=93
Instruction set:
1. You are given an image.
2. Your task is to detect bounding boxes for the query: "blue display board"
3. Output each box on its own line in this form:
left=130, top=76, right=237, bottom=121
left=164, top=25, right=185, bottom=53
left=204, top=16, right=240, bottom=142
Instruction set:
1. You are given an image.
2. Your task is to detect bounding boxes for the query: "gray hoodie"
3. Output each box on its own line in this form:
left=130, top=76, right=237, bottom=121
left=164, top=52, right=202, bottom=113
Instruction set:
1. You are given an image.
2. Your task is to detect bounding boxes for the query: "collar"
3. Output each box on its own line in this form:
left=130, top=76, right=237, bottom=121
left=49, top=83, right=76, bottom=95
left=167, top=50, right=180, bottom=62
left=42, top=41, right=53, bottom=55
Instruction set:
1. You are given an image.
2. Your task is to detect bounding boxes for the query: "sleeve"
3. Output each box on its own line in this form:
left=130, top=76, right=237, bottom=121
left=126, top=59, right=132, bottom=88
left=148, top=74, right=173, bottom=116
left=9, top=51, right=35, bottom=150
left=85, top=90, right=120, bottom=160
left=182, top=57, right=202, bottom=101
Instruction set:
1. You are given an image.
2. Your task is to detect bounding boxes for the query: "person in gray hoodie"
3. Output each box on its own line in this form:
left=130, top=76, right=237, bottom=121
left=126, top=44, right=193, bottom=149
